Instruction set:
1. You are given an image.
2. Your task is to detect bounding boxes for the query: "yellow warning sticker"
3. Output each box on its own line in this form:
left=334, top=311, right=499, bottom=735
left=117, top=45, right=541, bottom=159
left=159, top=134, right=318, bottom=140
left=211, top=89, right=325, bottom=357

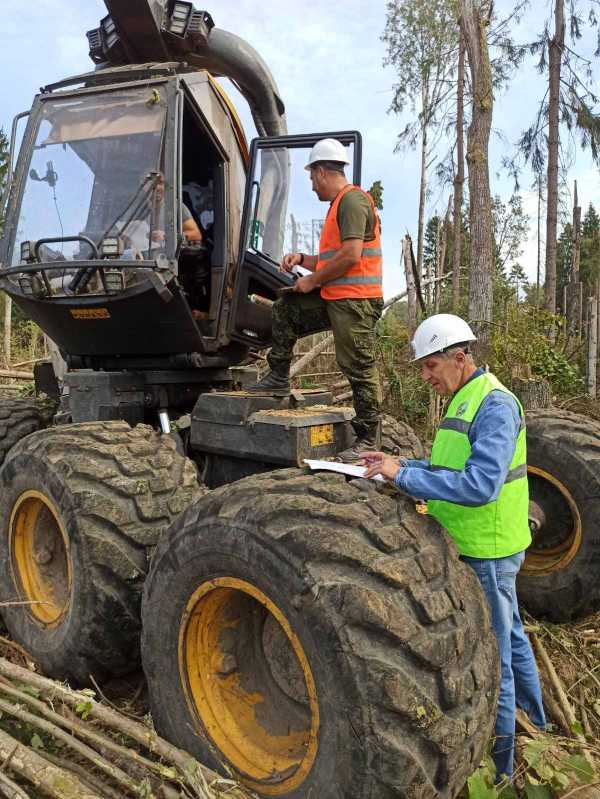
left=70, top=308, right=111, bottom=320
left=310, top=424, right=334, bottom=447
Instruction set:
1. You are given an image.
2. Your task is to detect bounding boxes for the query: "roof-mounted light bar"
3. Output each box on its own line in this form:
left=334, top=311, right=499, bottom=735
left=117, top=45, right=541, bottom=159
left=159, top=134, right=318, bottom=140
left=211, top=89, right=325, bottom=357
left=167, top=2, right=192, bottom=36
left=86, top=14, right=127, bottom=65
left=163, top=2, right=214, bottom=49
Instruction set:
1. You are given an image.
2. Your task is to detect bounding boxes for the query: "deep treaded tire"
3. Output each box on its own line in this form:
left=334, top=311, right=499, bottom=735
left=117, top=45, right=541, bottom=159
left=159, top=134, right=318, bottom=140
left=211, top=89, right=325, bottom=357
left=519, top=409, right=600, bottom=622
left=142, top=469, right=498, bottom=799
left=381, top=413, right=426, bottom=460
left=0, top=421, right=204, bottom=684
left=0, top=398, right=55, bottom=468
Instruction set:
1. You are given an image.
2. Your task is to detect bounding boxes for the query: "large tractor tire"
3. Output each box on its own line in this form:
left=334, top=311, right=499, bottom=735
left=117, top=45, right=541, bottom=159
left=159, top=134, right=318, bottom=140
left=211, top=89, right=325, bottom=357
left=0, top=398, right=55, bottom=468
left=0, top=421, right=204, bottom=684
left=518, top=409, right=600, bottom=622
left=142, top=469, right=499, bottom=799
left=381, top=412, right=426, bottom=460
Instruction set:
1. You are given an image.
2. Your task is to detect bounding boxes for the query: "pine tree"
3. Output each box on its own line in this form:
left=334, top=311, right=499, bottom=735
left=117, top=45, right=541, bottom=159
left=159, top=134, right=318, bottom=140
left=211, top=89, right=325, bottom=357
left=515, top=2, right=600, bottom=314
left=582, top=203, right=600, bottom=238
left=580, top=203, right=600, bottom=292
left=423, top=215, right=441, bottom=279
left=556, top=222, right=574, bottom=311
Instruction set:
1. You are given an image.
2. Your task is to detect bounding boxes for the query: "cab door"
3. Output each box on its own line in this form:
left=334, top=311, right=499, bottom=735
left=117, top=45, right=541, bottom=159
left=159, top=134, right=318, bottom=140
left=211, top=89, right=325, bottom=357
left=228, top=131, right=362, bottom=348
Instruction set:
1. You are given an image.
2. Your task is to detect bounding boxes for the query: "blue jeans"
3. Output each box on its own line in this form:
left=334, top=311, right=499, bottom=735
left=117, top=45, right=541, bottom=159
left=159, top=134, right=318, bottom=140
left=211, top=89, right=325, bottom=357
left=461, top=551, right=546, bottom=782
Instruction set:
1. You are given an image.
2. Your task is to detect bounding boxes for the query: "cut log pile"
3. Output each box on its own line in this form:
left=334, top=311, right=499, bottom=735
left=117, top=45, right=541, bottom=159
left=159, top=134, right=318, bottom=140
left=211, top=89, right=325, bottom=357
left=0, top=650, right=251, bottom=799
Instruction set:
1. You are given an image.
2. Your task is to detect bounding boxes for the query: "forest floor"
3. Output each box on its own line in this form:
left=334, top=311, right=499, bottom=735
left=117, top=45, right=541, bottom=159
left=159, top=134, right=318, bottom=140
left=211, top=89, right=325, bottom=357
left=0, top=612, right=598, bottom=799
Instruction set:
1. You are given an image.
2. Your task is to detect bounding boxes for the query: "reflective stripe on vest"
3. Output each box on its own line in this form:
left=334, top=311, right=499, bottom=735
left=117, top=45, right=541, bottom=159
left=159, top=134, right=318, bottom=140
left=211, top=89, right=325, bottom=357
left=319, top=247, right=383, bottom=261
left=427, top=372, right=532, bottom=558
left=316, top=185, right=383, bottom=301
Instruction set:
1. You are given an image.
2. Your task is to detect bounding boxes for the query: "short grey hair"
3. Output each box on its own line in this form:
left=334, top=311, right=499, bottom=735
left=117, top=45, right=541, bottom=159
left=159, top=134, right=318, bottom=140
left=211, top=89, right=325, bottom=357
left=310, top=160, right=346, bottom=174
left=442, top=342, right=474, bottom=359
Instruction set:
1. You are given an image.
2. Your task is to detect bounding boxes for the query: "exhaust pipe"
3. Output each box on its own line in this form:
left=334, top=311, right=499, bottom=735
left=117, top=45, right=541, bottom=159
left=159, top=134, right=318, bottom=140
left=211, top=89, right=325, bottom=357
left=185, top=27, right=286, bottom=137
left=91, top=1, right=287, bottom=136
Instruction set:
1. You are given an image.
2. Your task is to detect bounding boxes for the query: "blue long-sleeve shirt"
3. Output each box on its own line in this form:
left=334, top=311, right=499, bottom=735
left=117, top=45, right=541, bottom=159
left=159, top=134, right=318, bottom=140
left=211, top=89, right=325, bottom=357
left=394, top=369, right=521, bottom=506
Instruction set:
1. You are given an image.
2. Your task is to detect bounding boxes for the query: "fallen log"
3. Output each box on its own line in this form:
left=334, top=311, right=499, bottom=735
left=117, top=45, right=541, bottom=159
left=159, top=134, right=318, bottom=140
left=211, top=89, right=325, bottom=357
left=0, top=727, right=101, bottom=799
left=0, top=657, right=250, bottom=798
left=0, top=370, right=34, bottom=380
left=531, top=634, right=595, bottom=769
left=0, top=696, right=144, bottom=797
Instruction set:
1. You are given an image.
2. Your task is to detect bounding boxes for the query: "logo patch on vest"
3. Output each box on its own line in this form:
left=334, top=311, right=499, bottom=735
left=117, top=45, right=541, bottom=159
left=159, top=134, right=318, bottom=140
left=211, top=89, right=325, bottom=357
left=456, top=401, right=468, bottom=417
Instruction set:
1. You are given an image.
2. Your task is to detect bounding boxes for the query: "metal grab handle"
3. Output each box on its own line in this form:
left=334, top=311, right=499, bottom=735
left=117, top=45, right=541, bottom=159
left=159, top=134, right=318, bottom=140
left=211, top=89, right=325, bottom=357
left=249, top=180, right=261, bottom=250
left=34, top=235, right=99, bottom=261
left=0, top=111, right=30, bottom=213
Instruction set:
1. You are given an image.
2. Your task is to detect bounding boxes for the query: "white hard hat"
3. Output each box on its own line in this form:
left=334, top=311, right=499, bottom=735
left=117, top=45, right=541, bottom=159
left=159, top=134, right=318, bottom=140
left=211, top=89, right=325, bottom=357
left=411, top=314, right=477, bottom=361
left=305, top=138, right=350, bottom=170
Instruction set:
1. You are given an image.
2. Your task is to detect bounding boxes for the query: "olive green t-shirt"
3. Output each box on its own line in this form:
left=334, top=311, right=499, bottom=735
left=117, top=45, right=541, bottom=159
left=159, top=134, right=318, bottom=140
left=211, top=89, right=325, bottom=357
left=335, top=188, right=376, bottom=242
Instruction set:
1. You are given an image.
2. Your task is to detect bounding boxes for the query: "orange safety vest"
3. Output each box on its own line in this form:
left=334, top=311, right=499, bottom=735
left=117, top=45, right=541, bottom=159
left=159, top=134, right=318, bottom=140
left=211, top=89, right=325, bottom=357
left=315, top=184, right=383, bottom=301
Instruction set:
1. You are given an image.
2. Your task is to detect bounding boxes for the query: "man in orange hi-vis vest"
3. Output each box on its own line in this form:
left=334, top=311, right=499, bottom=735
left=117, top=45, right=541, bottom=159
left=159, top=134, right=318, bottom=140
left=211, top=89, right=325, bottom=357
left=249, top=138, right=384, bottom=462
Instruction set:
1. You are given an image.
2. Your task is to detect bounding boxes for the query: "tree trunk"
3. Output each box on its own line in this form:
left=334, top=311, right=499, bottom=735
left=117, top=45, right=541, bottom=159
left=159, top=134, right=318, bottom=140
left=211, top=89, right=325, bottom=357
left=417, top=82, right=430, bottom=304
left=567, top=181, right=582, bottom=338
left=433, top=216, right=442, bottom=312
left=452, top=31, right=466, bottom=313
left=3, top=295, right=11, bottom=367
left=0, top=727, right=101, bottom=799
left=545, top=0, right=565, bottom=315
left=597, top=279, right=600, bottom=386
left=460, top=1, right=494, bottom=354
left=536, top=177, right=542, bottom=307
left=435, top=196, right=452, bottom=312
left=511, top=377, right=552, bottom=410
left=403, top=234, right=418, bottom=337
left=587, top=296, right=597, bottom=397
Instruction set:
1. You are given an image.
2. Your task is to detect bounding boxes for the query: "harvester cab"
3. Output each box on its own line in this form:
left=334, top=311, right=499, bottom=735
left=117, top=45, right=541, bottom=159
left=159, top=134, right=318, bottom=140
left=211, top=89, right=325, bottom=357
left=0, top=6, right=360, bottom=374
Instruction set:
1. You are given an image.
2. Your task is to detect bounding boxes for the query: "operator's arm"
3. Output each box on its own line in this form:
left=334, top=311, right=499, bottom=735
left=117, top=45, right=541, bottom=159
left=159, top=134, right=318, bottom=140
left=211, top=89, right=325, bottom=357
left=281, top=244, right=357, bottom=279
left=312, top=238, right=363, bottom=283
left=405, top=458, right=430, bottom=469
left=182, top=204, right=203, bottom=242
left=281, top=253, right=318, bottom=272
left=395, top=392, right=521, bottom=506
left=183, top=216, right=203, bottom=242
left=295, top=190, right=374, bottom=292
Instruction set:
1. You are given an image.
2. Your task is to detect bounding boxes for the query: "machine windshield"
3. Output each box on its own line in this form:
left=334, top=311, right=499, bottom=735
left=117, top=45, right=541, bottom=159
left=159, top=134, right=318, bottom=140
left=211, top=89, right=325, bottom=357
left=10, top=87, right=167, bottom=266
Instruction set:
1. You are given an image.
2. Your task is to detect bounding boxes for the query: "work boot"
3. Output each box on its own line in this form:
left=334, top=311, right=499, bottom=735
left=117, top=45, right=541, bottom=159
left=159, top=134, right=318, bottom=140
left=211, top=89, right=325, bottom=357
left=247, top=369, right=290, bottom=396
left=336, top=422, right=381, bottom=463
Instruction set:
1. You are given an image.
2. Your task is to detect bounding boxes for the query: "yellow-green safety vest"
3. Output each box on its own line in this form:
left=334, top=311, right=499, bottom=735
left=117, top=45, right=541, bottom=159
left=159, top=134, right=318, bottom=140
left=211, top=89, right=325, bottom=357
left=427, top=371, right=531, bottom=558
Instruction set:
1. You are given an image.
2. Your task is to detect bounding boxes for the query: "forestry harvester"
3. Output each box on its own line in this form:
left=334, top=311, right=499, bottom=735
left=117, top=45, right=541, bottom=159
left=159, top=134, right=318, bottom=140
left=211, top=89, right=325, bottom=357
left=0, top=2, right=593, bottom=797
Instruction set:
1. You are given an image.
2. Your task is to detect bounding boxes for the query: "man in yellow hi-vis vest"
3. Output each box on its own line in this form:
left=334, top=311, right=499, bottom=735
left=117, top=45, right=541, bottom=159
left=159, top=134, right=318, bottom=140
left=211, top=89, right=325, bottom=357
left=362, top=313, right=545, bottom=783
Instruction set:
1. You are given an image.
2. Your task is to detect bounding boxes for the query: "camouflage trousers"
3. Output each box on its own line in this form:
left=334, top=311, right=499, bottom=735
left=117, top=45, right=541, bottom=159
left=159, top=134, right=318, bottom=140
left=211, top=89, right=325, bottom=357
left=267, top=291, right=384, bottom=437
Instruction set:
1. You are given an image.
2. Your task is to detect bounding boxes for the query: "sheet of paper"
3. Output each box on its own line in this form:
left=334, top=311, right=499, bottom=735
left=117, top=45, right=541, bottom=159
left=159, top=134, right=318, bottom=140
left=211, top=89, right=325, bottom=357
left=303, top=459, right=385, bottom=481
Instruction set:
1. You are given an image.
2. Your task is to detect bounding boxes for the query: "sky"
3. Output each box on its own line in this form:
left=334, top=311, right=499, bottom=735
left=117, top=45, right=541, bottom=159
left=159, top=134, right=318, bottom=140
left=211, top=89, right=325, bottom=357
left=2, top=0, right=600, bottom=299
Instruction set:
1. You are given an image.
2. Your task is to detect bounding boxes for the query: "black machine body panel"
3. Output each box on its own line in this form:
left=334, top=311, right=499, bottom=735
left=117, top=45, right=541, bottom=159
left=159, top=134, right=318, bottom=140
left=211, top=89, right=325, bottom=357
left=65, top=371, right=147, bottom=426
left=63, top=367, right=233, bottom=425
left=191, top=390, right=355, bottom=468
left=14, top=278, right=204, bottom=357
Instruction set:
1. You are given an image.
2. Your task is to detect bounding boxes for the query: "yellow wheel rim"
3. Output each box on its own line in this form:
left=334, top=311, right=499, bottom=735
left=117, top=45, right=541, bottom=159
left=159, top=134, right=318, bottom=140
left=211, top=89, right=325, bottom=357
left=179, top=577, right=320, bottom=795
left=9, top=491, right=72, bottom=625
left=523, top=466, right=582, bottom=575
